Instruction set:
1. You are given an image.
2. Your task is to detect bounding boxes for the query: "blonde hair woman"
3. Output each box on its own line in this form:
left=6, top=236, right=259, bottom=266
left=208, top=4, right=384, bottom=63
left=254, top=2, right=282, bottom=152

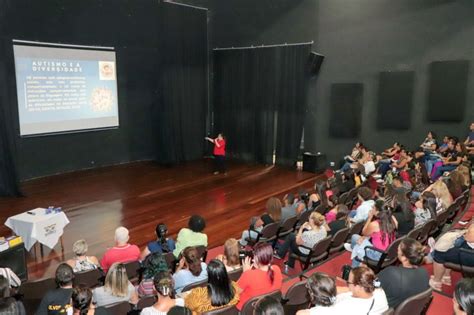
left=428, top=180, right=453, bottom=211
left=66, top=239, right=99, bottom=273
left=216, top=238, right=241, bottom=272
left=92, top=263, right=138, bottom=307
left=275, top=212, right=329, bottom=268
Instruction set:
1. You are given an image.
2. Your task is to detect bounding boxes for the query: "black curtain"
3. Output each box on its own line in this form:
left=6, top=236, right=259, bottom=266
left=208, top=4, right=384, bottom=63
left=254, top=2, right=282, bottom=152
left=156, top=2, right=208, bottom=165
left=213, top=44, right=311, bottom=165
left=0, top=38, right=21, bottom=196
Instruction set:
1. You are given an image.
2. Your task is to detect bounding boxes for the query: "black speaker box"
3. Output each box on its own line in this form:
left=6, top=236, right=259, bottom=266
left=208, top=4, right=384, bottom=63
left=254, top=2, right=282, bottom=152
left=303, top=152, right=327, bottom=173
left=308, top=52, right=324, bottom=76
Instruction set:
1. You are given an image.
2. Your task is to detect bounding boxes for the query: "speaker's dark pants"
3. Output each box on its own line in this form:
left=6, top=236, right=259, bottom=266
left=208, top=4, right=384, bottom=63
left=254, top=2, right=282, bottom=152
left=214, top=155, right=226, bottom=173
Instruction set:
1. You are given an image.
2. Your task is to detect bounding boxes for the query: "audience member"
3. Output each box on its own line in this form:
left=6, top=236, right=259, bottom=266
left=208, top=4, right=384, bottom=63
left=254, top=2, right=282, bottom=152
left=67, top=239, right=100, bottom=273
left=431, top=139, right=464, bottom=181
left=173, top=247, right=207, bottom=293
left=453, top=278, right=474, bottom=315
left=275, top=212, right=329, bottom=268
left=346, top=202, right=397, bottom=267
left=391, top=194, right=415, bottom=236
left=237, top=243, right=282, bottom=310
left=100, top=227, right=140, bottom=273
left=216, top=238, right=242, bottom=272
left=428, top=179, right=453, bottom=211
left=141, top=223, right=176, bottom=260
left=141, top=271, right=184, bottom=315
left=253, top=296, right=284, bottom=315
left=37, top=263, right=74, bottom=315
left=414, top=191, right=437, bottom=226
left=173, top=215, right=208, bottom=258
left=351, top=187, right=375, bottom=223
left=93, top=263, right=138, bottom=307
left=281, top=193, right=297, bottom=221
left=378, top=238, right=429, bottom=308
left=296, top=272, right=337, bottom=315
left=326, top=204, right=349, bottom=235
left=430, top=225, right=474, bottom=290
left=240, top=197, right=281, bottom=246
left=336, top=266, right=389, bottom=314
left=0, top=275, right=25, bottom=315
left=72, top=287, right=109, bottom=315
left=447, top=170, right=467, bottom=199
left=138, top=253, right=169, bottom=297
left=0, top=267, right=21, bottom=288
left=184, top=259, right=239, bottom=313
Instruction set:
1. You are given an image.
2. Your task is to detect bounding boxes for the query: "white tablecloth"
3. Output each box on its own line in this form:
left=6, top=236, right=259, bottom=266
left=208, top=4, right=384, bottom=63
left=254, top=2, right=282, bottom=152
left=5, top=208, right=70, bottom=251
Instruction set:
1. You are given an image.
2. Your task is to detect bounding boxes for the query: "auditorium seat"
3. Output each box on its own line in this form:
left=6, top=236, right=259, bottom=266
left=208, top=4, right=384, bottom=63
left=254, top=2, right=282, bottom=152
left=19, top=277, right=56, bottom=315
left=73, top=268, right=104, bottom=288
left=290, top=236, right=332, bottom=271
left=227, top=267, right=243, bottom=282
left=103, top=301, right=131, bottom=314
left=181, top=278, right=208, bottom=293
left=245, top=222, right=280, bottom=246
left=358, top=237, right=405, bottom=273
left=240, top=290, right=282, bottom=315
left=393, top=288, right=432, bottom=315
left=202, top=305, right=239, bottom=315
left=276, top=215, right=298, bottom=241
left=328, top=227, right=350, bottom=254
left=281, top=280, right=310, bottom=315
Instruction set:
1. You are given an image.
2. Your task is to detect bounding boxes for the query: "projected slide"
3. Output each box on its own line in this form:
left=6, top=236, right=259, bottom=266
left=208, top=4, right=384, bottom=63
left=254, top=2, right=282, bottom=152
left=13, top=44, right=119, bottom=136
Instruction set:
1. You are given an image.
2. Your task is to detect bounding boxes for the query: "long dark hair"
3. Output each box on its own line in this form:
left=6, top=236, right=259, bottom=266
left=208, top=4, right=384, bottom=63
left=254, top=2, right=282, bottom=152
left=72, top=287, right=93, bottom=315
left=206, top=259, right=235, bottom=307
left=455, top=278, right=474, bottom=315
left=306, top=272, right=337, bottom=307
left=315, top=180, right=328, bottom=207
left=155, top=223, right=170, bottom=253
left=393, top=193, right=415, bottom=221
left=253, top=243, right=274, bottom=284
left=377, top=205, right=396, bottom=244
left=422, top=191, right=437, bottom=219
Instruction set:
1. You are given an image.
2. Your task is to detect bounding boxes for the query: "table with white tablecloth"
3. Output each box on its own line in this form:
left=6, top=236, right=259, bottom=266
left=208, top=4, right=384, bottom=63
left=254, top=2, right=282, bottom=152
left=4, top=208, right=70, bottom=251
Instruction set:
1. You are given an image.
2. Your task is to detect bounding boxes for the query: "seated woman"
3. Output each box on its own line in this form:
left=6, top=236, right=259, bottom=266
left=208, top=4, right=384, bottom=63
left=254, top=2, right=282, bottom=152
left=414, top=191, right=438, bottom=227
left=173, top=247, right=207, bottom=293
left=430, top=225, right=474, bottom=290
left=141, top=223, right=176, bottom=260
left=431, top=140, right=465, bottom=181
left=296, top=272, right=338, bottom=315
left=66, top=239, right=100, bottom=273
left=216, top=238, right=241, bottom=272
left=137, top=253, right=169, bottom=297
left=378, top=238, right=429, bottom=308
left=346, top=201, right=397, bottom=267
left=92, top=263, right=138, bottom=307
left=391, top=194, right=414, bottom=237
left=335, top=266, right=389, bottom=314
left=239, top=197, right=282, bottom=246
left=341, top=145, right=370, bottom=173
left=415, top=131, right=438, bottom=159
left=327, top=205, right=350, bottom=236
left=275, top=212, right=329, bottom=268
left=184, top=259, right=239, bottom=313
left=0, top=275, right=25, bottom=315
left=426, top=179, right=453, bottom=212
left=453, top=278, right=474, bottom=315
left=447, top=171, right=466, bottom=200
left=380, top=148, right=410, bottom=178
left=325, top=204, right=348, bottom=225
left=72, top=287, right=108, bottom=315
left=236, top=243, right=282, bottom=311
left=141, top=271, right=185, bottom=315
left=173, top=215, right=207, bottom=258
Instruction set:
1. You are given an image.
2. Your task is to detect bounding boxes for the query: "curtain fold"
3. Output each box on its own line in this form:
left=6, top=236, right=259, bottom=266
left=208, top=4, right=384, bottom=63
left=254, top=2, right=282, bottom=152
left=213, top=44, right=311, bottom=166
left=0, top=39, right=21, bottom=196
left=156, top=2, right=208, bottom=165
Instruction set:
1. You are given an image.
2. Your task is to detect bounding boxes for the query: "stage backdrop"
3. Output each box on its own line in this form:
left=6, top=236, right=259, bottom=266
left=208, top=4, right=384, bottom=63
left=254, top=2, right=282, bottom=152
left=213, top=44, right=311, bottom=166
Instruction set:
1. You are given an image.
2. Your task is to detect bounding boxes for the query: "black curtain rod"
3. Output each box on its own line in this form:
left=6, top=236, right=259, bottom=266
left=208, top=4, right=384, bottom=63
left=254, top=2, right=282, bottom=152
left=213, top=41, right=313, bottom=51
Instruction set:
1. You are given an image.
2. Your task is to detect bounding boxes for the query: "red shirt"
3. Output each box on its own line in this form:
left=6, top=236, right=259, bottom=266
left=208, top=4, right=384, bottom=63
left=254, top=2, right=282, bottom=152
left=213, top=139, right=226, bottom=156
left=236, top=266, right=282, bottom=310
left=100, top=244, right=140, bottom=273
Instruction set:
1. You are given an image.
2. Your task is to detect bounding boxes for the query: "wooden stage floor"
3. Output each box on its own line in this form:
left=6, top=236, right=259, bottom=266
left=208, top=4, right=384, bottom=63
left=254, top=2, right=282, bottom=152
left=0, top=160, right=322, bottom=280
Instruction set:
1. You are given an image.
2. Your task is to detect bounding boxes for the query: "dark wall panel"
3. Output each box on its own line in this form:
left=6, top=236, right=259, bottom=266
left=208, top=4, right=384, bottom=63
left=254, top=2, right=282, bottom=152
left=329, top=83, right=363, bottom=138
left=427, top=60, right=469, bottom=122
left=376, top=71, right=415, bottom=130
